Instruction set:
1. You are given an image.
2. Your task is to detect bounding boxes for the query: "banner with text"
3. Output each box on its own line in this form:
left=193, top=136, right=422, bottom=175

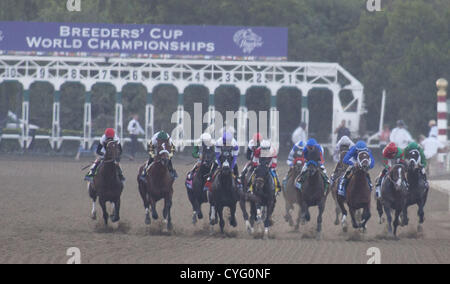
left=0, top=21, right=287, bottom=61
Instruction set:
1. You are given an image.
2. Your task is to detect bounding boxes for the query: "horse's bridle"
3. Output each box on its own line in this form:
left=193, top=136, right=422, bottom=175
left=103, top=140, right=118, bottom=163
left=386, top=164, right=406, bottom=190
left=407, top=149, right=421, bottom=168
left=357, top=151, right=371, bottom=169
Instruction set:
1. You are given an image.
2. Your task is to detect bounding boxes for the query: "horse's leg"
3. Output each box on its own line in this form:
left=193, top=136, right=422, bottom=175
left=229, top=203, right=237, bottom=228
left=149, top=195, right=158, bottom=220
left=188, top=189, right=200, bottom=225
left=376, top=198, right=384, bottom=224
left=218, top=206, right=225, bottom=234
left=138, top=183, right=151, bottom=225
left=248, top=201, right=256, bottom=233
left=316, top=199, right=325, bottom=240
left=163, top=196, right=173, bottom=231
left=384, top=204, right=393, bottom=236
left=349, top=207, right=359, bottom=229
left=99, top=198, right=108, bottom=226
left=360, top=204, right=371, bottom=232
left=88, top=183, right=97, bottom=220
left=401, top=203, right=409, bottom=227
left=111, top=198, right=121, bottom=223
left=240, top=195, right=249, bottom=222
left=263, top=200, right=275, bottom=239
left=284, top=198, right=294, bottom=227
left=337, top=195, right=348, bottom=232
left=393, top=209, right=401, bottom=237
left=209, top=194, right=217, bottom=226
left=333, top=192, right=341, bottom=226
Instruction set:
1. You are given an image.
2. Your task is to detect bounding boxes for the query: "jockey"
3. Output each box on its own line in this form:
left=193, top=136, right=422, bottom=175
left=404, top=141, right=429, bottom=188
left=374, top=142, right=405, bottom=197
left=338, top=141, right=375, bottom=197
left=295, top=138, right=329, bottom=191
left=257, top=140, right=281, bottom=194
left=241, top=133, right=263, bottom=181
left=207, top=131, right=241, bottom=189
left=247, top=133, right=263, bottom=160
left=139, top=130, right=177, bottom=181
left=287, top=140, right=305, bottom=168
left=331, top=136, right=355, bottom=185
left=187, top=132, right=215, bottom=180
left=282, top=140, right=305, bottom=190
left=84, top=128, right=125, bottom=182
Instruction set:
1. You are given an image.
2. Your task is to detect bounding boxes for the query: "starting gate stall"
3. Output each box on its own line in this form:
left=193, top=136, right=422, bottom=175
left=0, top=55, right=365, bottom=151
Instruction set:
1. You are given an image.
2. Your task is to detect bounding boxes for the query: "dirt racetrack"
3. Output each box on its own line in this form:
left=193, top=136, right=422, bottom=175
left=0, top=155, right=449, bottom=264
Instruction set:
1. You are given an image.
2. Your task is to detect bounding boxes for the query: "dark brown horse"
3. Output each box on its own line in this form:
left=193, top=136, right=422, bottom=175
left=186, top=146, right=216, bottom=225
left=88, top=140, right=124, bottom=225
left=337, top=151, right=372, bottom=232
left=331, top=149, right=350, bottom=226
left=282, top=157, right=304, bottom=228
left=138, top=138, right=174, bottom=232
left=241, top=160, right=276, bottom=239
left=297, top=160, right=328, bottom=240
left=403, top=149, right=429, bottom=232
left=209, top=146, right=240, bottom=234
left=378, top=163, right=408, bottom=237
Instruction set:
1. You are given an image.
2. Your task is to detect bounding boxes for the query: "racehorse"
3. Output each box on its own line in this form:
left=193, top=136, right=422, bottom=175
left=88, top=140, right=124, bottom=225
left=337, top=151, right=372, bottom=232
left=282, top=157, right=304, bottom=229
left=331, top=148, right=350, bottom=226
left=138, top=138, right=174, bottom=232
left=186, top=146, right=216, bottom=225
left=241, top=159, right=276, bottom=238
left=403, top=149, right=429, bottom=232
left=378, top=163, right=408, bottom=237
left=297, top=158, right=329, bottom=240
left=209, top=146, right=240, bottom=234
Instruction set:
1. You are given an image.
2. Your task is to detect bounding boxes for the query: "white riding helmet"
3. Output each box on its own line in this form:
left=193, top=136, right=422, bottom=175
left=260, top=140, right=272, bottom=158
left=338, top=136, right=354, bottom=146
left=200, top=133, right=213, bottom=146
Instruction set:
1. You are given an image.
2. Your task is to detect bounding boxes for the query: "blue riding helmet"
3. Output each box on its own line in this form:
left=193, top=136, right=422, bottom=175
left=306, top=138, right=317, bottom=147
left=355, top=141, right=368, bottom=151
left=222, top=132, right=233, bottom=145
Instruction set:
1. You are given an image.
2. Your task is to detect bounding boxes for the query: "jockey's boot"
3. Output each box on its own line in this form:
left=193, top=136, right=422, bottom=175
left=337, top=168, right=352, bottom=197
left=366, top=173, right=373, bottom=191
left=117, top=165, right=126, bottom=182
left=84, top=160, right=100, bottom=182
left=168, top=160, right=178, bottom=179
left=270, top=169, right=281, bottom=195
left=187, top=162, right=200, bottom=180
left=337, top=176, right=348, bottom=197
left=139, top=158, right=153, bottom=182
left=295, top=168, right=308, bottom=190
left=375, top=169, right=387, bottom=198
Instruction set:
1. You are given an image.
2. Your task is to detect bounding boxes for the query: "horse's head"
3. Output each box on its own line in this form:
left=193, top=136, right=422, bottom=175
left=104, top=140, right=119, bottom=162
left=220, top=146, right=234, bottom=175
left=156, top=138, right=170, bottom=166
left=253, top=164, right=270, bottom=192
left=306, top=160, right=319, bottom=177
left=356, top=151, right=371, bottom=172
left=388, top=163, right=407, bottom=192
left=405, top=149, right=421, bottom=170
left=201, top=146, right=215, bottom=169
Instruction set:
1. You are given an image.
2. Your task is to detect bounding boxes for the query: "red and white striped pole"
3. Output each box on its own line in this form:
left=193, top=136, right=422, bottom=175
left=436, top=78, right=448, bottom=165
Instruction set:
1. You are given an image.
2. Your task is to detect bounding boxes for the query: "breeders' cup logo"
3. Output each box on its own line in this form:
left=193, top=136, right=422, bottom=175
left=233, top=29, right=263, bottom=54
left=0, top=31, right=4, bottom=42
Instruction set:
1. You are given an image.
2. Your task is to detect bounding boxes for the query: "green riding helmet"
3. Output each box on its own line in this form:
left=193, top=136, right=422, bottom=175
left=157, top=131, right=169, bottom=141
